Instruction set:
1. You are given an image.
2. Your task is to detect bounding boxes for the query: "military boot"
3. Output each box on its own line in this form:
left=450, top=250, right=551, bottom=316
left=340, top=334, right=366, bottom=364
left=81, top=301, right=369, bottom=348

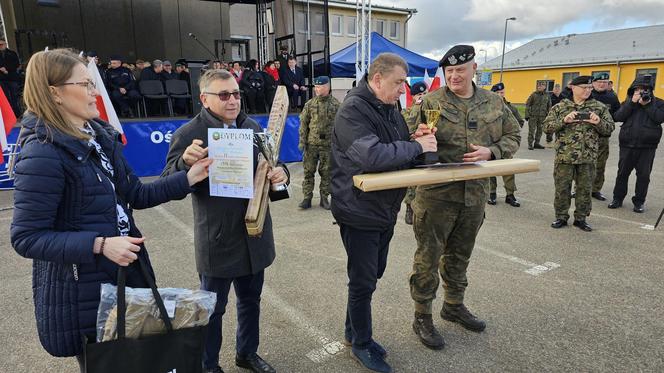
left=320, top=194, right=331, bottom=210
left=299, top=198, right=312, bottom=209
left=412, top=312, right=445, bottom=350
left=405, top=204, right=414, bottom=225
left=487, top=192, right=497, bottom=205
left=440, top=303, right=486, bottom=332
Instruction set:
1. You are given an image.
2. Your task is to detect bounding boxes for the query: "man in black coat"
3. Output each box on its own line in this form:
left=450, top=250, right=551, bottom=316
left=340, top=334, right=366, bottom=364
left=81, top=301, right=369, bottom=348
left=280, top=56, right=306, bottom=110
left=590, top=73, right=620, bottom=200
left=162, top=69, right=288, bottom=373
left=331, top=52, right=437, bottom=373
left=0, top=39, right=21, bottom=116
left=608, top=75, right=664, bottom=213
left=106, top=55, right=141, bottom=117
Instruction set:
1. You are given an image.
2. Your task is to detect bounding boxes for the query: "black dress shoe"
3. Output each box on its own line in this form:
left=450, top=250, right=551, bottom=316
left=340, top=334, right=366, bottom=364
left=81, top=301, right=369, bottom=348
left=533, top=143, right=545, bottom=149
left=591, top=192, right=607, bottom=201
left=608, top=199, right=622, bottom=209
left=505, top=194, right=520, bottom=207
left=551, top=219, right=568, bottom=229
left=487, top=192, right=497, bottom=205
left=573, top=219, right=592, bottom=232
left=236, top=353, right=276, bottom=373
left=633, top=203, right=645, bottom=213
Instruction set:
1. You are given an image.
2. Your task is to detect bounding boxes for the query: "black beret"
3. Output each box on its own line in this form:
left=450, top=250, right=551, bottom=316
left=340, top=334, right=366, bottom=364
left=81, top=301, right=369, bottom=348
left=87, top=51, right=98, bottom=58
left=439, top=45, right=475, bottom=67
left=411, top=81, right=428, bottom=95
left=109, top=55, right=123, bottom=62
left=570, top=75, right=593, bottom=86
left=592, top=72, right=610, bottom=82
left=491, top=82, right=504, bottom=92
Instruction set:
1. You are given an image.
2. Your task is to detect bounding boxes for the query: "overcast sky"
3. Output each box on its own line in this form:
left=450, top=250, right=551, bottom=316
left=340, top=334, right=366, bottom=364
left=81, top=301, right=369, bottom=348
left=375, top=0, right=664, bottom=64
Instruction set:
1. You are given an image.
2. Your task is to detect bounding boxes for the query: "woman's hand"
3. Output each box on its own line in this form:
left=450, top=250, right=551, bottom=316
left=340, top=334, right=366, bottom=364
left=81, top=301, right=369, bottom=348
left=186, top=158, right=214, bottom=186
left=96, top=236, right=145, bottom=266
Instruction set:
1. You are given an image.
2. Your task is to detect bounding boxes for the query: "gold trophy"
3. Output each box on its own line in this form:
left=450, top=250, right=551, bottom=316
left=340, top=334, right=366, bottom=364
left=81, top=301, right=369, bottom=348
left=422, top=109, right=440, bottom=164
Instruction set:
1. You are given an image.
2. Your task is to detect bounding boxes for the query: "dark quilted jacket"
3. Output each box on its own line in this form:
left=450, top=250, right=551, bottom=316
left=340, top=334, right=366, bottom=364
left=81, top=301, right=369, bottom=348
left=10, top=113, right=192, bottom=357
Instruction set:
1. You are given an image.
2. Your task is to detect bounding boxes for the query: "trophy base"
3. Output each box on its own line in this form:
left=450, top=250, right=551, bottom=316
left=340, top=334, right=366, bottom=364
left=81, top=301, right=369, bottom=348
left=269, top=185, right=290, bottom=201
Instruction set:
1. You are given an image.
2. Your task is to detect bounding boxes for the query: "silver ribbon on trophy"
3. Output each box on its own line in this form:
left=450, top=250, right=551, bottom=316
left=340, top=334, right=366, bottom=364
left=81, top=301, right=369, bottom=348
left=254, top=132, right=287, bottom=192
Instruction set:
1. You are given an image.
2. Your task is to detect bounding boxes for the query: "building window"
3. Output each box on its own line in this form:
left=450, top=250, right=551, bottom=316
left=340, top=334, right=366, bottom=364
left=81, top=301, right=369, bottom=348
left=537, top=80, right=555, bottom=92
left=389, top=21, right=399, bottom=40
left=636, top=68, right=658, bottom=87
left=347, top=16, right=356, bottom=36
left=331, top=15, right=343, bottom=36
left=297, top=11, right=308, bottom=34
left=314, top=12, right=324, bottom=35
left=562, top=72, right=579, bottom=87
left=374, top=19, right=384, bottom=35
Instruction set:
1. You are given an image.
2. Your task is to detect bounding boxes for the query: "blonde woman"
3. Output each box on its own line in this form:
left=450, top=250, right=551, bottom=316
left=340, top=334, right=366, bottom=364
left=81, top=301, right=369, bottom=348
left=10, top=49, right=211, bottom=368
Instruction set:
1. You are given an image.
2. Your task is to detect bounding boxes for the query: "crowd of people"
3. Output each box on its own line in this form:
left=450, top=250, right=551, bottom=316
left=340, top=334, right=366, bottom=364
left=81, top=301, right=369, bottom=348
left=8, top=42, right=663, bottom=373
left=85, top=44, right=310, bottom=119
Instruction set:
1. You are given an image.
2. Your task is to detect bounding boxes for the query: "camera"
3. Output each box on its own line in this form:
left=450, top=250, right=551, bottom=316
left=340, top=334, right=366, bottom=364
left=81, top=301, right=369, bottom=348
left=640, top=75, right=653, bottom=102
left=576, top=112, right=591, bottom=121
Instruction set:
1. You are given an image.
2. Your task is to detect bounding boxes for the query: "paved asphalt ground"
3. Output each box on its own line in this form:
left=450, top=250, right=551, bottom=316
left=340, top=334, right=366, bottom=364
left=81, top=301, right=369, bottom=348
left=1, top=126, right=663, bottom=373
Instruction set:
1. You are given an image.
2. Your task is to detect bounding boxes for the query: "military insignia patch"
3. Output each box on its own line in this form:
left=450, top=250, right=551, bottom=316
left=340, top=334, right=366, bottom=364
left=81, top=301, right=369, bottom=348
left=448, top=55, right=457, bottom=65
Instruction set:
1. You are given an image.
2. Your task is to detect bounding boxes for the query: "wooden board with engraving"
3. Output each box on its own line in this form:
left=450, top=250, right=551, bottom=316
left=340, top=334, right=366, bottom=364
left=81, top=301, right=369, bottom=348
left=245, top=86, right=289, bottom=236
left=353, top=159, right=541, bottom=192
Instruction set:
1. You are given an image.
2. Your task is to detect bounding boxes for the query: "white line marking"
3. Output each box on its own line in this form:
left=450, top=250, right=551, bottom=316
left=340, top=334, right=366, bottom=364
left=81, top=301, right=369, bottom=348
left=477, top=245, right=560, bottom=277
left=153, top=204, right=346, bottom=364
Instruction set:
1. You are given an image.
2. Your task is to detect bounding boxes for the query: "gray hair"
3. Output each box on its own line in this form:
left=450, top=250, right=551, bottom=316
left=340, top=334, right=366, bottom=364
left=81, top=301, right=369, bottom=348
left=152, top=59, right=163, bottom=67
left=198, top=69, right=235, bottom=92
left=554, top=83, right=561, bottom=89
left=368, top=53, right=408, bottom=80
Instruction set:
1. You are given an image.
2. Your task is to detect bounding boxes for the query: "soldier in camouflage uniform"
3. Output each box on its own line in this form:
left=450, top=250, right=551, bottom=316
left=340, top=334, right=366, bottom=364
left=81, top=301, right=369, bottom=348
left=590, top=73, right=620, bottom=201
left=543, top=75, right=615, bottom=232
left=525, top=81, right=552, bottom=149
left=298, top=76, right=340, bottom=210
left=407, top=45, right=521, bottom=350
left=488, top=82, right=524, bottom=207
left=402, top=81, right=429, bottom=224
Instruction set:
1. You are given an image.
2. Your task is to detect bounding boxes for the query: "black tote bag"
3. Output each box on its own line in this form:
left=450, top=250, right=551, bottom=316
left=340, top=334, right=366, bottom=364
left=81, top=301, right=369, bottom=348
left=82, top=257, right=207, bottom=373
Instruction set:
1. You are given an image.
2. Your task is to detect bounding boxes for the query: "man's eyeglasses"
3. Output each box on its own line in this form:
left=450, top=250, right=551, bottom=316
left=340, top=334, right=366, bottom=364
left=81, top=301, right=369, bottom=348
left=203, top=90, right=241, bottom=101
left=59, top=80, right=97, bottom=93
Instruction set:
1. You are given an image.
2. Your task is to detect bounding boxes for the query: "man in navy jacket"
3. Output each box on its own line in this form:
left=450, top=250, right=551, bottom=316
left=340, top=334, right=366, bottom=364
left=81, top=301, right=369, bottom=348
left=280, top=56, right=306, bottom=110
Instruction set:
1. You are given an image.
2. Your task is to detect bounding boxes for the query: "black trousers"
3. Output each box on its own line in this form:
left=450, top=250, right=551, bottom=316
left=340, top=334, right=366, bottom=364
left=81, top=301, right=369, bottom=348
left=612, top=147, right=657, bottom=205
left=339, top=223, right=393, bottom=348
left=200, top=271, right=264, bottom=369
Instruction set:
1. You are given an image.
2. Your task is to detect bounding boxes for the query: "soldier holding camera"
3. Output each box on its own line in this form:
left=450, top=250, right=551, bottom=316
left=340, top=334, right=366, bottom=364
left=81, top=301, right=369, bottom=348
left=544, top=76, right=615, bottom=232
left=608, top=75, right=664, bottom=213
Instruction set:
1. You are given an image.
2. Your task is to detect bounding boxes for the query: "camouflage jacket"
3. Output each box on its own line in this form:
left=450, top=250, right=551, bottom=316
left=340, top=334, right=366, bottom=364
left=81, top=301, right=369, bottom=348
left=299, top=95, right=341, bottom=148
left=525, top=91, right=552, bottom=118
left=401, top=99, right=423, bottom=125
left=543, top=98, right=615, bottom=164
left=408, top=86, right=521, bottom=206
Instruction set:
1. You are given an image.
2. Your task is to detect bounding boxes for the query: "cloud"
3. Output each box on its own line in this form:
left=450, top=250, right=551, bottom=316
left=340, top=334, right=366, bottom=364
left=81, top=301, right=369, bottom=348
left=376, top=0, right=664, bottom=57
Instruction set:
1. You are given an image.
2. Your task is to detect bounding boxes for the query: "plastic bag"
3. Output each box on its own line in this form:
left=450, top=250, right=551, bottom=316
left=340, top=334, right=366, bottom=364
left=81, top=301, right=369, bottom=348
left=96, top=283, right=217, bottom=342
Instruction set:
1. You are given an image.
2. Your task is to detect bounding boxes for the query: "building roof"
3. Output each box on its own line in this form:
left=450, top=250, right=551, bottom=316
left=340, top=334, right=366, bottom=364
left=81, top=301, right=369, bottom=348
left=293, top=0, right=416, bottom=15
left=481, top=24, right=664, bottom=71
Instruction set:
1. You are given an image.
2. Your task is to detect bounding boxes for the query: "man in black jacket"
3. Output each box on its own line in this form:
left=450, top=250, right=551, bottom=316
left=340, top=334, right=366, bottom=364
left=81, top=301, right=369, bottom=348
left=0, top=39, right=21, bottom=116
left=280, top=56, right=306, bottom=110
left=608, top=75, right=664, bottom=213
left=590, top=73, right=620, bottom=200
left=106, top=56, right=141, bottom=118
left=162, top=69, right=287, bottom=373
left=331, top=52, right=437, bottom=373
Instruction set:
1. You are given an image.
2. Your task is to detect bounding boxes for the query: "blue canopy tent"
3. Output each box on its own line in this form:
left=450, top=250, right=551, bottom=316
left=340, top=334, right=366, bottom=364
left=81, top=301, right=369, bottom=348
left=315, top=32, right=438, bottom=78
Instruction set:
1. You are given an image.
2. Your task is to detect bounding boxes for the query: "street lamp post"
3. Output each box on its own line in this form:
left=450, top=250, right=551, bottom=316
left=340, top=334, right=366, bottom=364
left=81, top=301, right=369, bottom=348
left=499, top=17, right=516, bottom=83
left=479, top=48, right=488, bottom=64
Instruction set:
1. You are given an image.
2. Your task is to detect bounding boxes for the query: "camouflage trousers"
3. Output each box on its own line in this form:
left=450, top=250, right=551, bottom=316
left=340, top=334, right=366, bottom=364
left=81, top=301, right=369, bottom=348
left=554, top=162, right=593, bottom=221
left=528, top=116, right=546, bottom=146
left=410, top=199, right=485, bottom=314
left=302, top=145, right=331, bottom=199
left=593, top=137, right=610, bottom=193
left=490, top=175, right=516, bottom=194
left=403, top=187, right=416, bottom=205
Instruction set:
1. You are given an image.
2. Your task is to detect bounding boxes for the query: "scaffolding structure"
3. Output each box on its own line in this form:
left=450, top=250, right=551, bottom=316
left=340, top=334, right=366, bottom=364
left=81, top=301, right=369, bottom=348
left=355, top=0, right=372, bottom=82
